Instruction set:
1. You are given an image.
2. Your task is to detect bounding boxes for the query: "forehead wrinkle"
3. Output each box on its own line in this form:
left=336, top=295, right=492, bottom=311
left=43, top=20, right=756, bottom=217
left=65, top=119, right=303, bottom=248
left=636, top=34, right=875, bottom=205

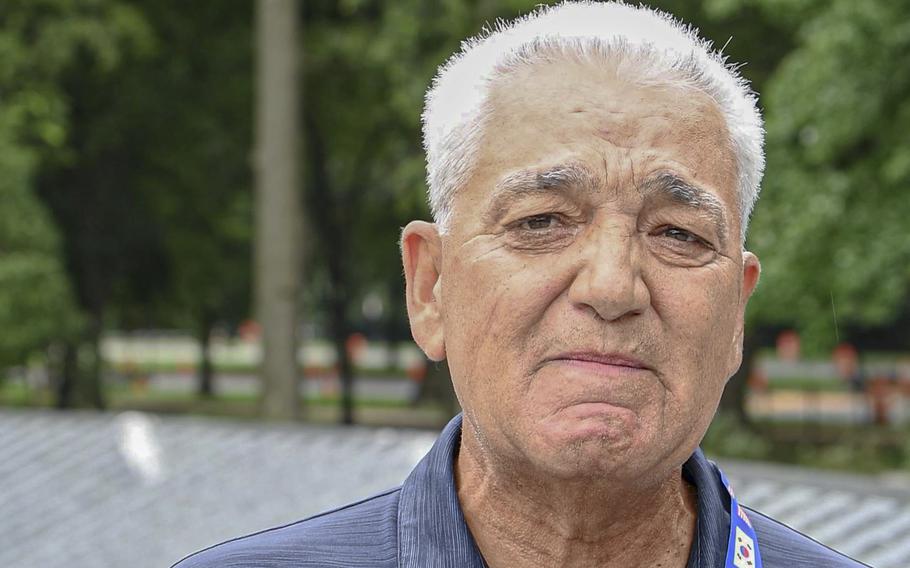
left=483, top=162, right=600, bottom=224
left=639, top=171, right=730, bottom=245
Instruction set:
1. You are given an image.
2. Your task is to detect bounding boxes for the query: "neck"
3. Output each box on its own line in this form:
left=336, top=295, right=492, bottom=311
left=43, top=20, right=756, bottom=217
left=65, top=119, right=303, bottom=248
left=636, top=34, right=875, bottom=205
left=455, top=437, right=698, bottom=568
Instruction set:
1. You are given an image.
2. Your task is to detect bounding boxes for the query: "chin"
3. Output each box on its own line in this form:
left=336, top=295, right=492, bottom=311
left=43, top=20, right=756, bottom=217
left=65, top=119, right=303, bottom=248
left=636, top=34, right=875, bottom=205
left=528, top=413, right=641, bottom=480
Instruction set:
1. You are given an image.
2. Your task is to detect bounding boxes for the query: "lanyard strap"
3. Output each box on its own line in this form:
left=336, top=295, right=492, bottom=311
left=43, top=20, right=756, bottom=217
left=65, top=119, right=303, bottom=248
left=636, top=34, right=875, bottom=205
left=716, top=465, right=763, bottom=568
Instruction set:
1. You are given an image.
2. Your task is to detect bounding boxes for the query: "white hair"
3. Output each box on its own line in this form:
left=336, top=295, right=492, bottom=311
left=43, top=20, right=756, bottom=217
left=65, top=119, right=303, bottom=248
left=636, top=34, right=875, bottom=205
left=421, top=0, right=764, bottom=240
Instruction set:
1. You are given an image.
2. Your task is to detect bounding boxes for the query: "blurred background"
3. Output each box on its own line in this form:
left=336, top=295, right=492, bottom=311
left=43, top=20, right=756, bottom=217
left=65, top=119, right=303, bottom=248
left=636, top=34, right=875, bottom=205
left=2, top=0, right=910, bottom=566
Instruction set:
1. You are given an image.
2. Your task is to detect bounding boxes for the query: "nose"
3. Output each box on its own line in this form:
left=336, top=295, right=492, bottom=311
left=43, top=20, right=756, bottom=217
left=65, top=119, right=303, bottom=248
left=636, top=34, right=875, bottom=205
left=567, top=226, right=650, bottom=322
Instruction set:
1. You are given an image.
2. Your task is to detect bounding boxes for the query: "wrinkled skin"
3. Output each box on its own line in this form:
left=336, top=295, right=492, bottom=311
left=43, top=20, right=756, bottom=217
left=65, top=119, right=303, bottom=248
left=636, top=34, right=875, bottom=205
left=404, top=59, right=760, bottom=491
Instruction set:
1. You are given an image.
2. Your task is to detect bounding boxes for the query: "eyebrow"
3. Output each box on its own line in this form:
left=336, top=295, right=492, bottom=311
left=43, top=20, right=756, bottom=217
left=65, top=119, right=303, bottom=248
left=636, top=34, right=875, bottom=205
left=484, top=163, right=599, bottom=224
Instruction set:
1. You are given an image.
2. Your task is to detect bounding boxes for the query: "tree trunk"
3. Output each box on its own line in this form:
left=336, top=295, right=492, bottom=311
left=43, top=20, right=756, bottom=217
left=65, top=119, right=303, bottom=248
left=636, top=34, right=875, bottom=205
left=331, top=294, right=355, bottom=425
left=197, top=311, right=215, bottom=397
left=254, top=0, right=303, bottom=420
left=85, top=313, right=106, bottom=410
left=55, top=342, right=78, bottom=409
left=55, top=315, right=106, bottom=410
left=304, top=102, right=355, bottom=425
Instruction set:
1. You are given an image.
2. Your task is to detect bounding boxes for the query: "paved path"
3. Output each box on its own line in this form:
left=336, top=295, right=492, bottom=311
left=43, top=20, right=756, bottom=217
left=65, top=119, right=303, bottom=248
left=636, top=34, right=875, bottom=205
left=1, top=409, right=906, bottom=567
left=719, top=459, right=910, bottom=567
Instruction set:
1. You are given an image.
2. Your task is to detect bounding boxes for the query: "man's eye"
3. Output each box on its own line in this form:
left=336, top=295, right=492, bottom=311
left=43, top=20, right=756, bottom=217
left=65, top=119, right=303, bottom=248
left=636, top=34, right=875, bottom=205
left=650, top=225, right=717, bottom=266
left=664, top=227, right=700, bottom=243
left=520, top=214, right=559, bottom=230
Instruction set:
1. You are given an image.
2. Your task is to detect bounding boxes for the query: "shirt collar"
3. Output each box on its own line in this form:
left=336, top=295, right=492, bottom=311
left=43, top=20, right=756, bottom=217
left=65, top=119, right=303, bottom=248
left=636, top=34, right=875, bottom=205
left=398, top=413, right=730, bottom=568
left=398, top=413, right=486, bottom=567
left=684, top=443, right=732, bottom=567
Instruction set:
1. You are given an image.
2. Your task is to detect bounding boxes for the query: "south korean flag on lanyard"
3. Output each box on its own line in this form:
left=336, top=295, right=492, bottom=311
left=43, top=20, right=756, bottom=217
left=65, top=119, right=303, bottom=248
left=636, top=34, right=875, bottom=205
left=734, top=526, right=757, bottom=568
left=716, top=465, right=763, bottom=568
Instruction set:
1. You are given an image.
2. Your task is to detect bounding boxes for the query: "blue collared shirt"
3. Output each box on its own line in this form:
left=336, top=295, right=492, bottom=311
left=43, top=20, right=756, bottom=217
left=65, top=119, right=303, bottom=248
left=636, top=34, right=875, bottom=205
left=173, top=415, right=865, bottom=567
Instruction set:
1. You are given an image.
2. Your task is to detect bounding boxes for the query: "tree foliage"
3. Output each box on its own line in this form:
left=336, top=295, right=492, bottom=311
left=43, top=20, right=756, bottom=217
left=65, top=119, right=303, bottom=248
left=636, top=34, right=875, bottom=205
left=0, top=0, right=150, bottom=372
left=118, top=0, right=253, bottom=336
left=745, top=0, right=910, bottom=353
left=29, top=1, right=255, bottom=402
left=0, top=129, right=80, bottom=369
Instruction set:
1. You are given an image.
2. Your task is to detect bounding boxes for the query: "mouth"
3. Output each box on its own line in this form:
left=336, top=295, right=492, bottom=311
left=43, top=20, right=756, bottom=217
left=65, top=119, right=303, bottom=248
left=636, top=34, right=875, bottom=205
left=537, top=351, right=653, bottom=419
left=545, top=351, right=651, bottom=372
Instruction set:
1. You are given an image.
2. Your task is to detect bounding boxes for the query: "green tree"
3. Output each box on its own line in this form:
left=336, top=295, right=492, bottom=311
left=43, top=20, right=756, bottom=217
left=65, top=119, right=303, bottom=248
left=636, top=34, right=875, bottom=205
left=110, top=0, right=254, bottom=398
left=746, top=0, right=910, bottom=353
left=0, top=127, right=80, bottom=372
left=0, top=0, right=149, bottom=402
left=33, top=2, right=159, bottom=408
left=33, top=0, right=256, bottom=406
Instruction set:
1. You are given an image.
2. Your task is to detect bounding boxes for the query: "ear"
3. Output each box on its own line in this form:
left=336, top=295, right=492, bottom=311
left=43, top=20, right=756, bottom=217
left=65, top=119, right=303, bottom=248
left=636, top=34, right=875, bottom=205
left=728, top=251, right=761, bottom=374
left=401, top=221, right=446, bottom=361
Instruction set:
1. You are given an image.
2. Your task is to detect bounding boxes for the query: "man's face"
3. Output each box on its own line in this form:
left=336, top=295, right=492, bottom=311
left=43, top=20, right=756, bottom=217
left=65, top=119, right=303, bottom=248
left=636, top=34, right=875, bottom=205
left=405, top=58, right=760, bottom=482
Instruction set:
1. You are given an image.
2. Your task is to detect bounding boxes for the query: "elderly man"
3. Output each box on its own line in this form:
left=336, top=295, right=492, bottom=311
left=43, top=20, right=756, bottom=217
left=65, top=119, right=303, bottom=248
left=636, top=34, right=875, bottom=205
left=175, top=2, right=865, bottom=567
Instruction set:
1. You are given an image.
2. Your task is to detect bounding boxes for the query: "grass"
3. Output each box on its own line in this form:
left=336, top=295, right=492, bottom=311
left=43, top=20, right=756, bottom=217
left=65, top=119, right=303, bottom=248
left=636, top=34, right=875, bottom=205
left=110, top=361, right=416, bottom=379
left=0, top=378, right=451, bottom=428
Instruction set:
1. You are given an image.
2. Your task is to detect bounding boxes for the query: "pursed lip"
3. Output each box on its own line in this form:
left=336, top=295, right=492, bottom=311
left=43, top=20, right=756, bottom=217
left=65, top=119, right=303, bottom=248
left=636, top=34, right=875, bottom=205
left=544, top=351, right=652, bottom=372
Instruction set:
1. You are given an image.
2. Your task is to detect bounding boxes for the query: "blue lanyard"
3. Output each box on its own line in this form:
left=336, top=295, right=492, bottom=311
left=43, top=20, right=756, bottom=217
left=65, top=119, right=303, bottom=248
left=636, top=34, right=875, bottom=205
left=716, top=465, right=763, bottom=568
